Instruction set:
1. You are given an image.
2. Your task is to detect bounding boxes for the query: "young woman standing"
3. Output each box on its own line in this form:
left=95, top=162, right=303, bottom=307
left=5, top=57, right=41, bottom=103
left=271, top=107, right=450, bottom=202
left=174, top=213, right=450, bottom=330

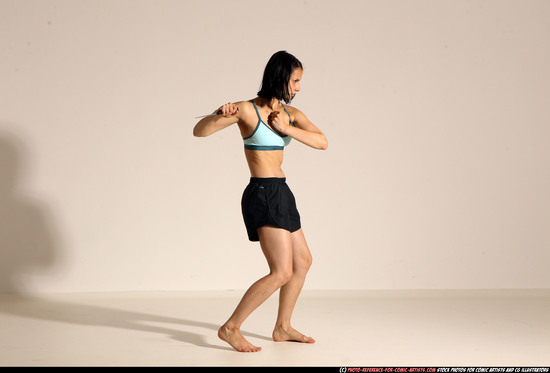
left=193, top=51, right=327, bottom=352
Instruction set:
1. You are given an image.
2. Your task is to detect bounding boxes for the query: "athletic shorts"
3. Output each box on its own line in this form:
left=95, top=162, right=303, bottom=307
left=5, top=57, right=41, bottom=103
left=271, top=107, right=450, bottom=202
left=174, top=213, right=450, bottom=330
left=241, top=177, right=301, bottom=242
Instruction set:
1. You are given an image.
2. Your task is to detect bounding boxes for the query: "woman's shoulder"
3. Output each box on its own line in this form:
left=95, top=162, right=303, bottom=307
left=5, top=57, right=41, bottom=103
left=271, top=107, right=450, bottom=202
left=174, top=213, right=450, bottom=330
left=233, top=99, right=260, bottom=125
left=282, top=102, right=304, bottom=112
left=227, top=99, right=254, bottom=117
left=281, top=103, right=306, bottom=120
left=235, top=99, right=256, bottom=110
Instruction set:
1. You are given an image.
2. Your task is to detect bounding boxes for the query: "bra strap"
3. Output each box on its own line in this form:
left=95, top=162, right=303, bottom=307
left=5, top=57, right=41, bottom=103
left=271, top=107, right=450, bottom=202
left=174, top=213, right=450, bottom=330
left=250, top=100, right=262, bottom=121
left=280, top=102, right=294, bottom=126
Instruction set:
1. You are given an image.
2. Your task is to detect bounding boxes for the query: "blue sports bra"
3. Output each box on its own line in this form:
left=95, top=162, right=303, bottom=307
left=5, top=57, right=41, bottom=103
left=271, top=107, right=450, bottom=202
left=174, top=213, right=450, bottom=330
left=243, top=100, right=294, bottom=151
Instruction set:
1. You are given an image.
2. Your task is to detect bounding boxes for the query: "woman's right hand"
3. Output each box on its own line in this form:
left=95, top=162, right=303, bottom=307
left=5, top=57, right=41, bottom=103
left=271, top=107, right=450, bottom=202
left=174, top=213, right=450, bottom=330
left=218, top=102, right=239, bottom=117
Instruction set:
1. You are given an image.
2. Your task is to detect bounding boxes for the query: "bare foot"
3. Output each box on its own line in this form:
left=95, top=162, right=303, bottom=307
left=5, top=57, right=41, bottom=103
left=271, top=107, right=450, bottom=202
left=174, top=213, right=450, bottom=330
left=218, top=325, right=262, bottom=352
left=272, top=325, right=315, bottom=344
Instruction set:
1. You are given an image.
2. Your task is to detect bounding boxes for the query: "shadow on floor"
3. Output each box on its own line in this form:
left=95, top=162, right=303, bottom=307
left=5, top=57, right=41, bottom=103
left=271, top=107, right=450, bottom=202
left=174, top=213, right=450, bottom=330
left=0, top=294, right=271, bottom=352
left=0, top=130, right=265, bottom=352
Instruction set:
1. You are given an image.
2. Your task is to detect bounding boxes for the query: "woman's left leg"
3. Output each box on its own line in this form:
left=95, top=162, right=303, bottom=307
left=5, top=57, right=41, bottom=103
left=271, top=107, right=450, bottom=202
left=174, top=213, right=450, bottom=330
left=272, top=228, right=315, bottom=343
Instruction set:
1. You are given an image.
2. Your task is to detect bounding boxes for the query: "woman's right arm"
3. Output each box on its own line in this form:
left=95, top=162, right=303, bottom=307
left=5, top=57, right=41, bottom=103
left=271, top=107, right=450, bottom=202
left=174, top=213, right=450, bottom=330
left=193, top=102, right=240, bottom=137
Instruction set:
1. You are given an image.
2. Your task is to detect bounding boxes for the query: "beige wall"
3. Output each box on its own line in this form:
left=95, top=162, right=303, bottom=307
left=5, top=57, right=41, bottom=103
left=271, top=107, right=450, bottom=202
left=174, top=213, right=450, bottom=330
left=1, top=0, right=549, bottom=293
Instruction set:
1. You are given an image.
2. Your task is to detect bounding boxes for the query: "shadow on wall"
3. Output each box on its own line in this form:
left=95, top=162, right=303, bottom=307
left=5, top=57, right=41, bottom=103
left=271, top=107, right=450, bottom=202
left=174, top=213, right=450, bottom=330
left=0, top=130, right=61, bottom=293
left=0, top=132, right=238, bottom=352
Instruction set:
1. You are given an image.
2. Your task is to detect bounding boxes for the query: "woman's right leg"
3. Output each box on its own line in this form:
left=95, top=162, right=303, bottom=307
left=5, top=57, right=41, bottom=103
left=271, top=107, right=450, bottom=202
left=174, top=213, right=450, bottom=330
left=218, top=226, right=293, bottom=352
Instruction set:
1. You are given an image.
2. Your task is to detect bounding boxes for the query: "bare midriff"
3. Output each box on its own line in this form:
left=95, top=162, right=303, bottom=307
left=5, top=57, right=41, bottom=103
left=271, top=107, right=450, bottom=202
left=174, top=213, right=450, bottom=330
left=244, top=148, right=285, bottom=178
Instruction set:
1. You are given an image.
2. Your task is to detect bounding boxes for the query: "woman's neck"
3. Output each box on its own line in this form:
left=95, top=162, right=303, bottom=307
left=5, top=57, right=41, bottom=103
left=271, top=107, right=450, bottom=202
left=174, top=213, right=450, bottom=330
left=259, top=97, right=282, bottom=110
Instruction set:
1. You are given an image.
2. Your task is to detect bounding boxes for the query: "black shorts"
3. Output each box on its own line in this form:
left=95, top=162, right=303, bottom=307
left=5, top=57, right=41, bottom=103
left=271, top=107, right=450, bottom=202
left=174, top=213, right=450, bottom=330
left=241, top=177, right=301, bottom=242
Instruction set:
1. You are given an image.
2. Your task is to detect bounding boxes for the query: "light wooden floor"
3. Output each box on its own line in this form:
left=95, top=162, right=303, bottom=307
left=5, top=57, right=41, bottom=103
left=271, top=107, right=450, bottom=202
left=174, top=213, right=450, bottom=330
left=0, top=290, right=549, bottom=367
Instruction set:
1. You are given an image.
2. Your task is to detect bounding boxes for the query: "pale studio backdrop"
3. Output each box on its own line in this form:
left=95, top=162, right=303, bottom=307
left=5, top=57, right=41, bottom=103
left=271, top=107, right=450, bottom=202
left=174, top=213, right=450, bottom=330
left=1, top=0, right=549, bottom=293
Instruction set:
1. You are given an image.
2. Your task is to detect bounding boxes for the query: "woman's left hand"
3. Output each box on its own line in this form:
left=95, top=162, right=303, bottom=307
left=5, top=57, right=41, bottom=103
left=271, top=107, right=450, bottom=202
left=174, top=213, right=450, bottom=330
left=267, top=111, right=290, bottom=135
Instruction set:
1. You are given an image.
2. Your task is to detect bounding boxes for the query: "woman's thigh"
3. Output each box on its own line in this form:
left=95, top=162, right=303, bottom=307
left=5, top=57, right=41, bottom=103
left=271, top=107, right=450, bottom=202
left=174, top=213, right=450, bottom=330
left=290, top=228, right=313, bottom=272
left=257, top=226, right=293, bottom=275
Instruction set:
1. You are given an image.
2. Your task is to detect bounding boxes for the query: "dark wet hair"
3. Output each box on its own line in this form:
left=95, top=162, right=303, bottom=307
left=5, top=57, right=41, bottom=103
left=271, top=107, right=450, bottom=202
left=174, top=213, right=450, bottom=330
left=257, top=51, right=303, bottom=104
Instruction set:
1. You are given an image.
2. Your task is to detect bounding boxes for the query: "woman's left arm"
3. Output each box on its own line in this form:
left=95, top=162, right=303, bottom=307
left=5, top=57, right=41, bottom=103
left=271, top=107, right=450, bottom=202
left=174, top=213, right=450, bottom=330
left=273, top=109, right=328, bottom=150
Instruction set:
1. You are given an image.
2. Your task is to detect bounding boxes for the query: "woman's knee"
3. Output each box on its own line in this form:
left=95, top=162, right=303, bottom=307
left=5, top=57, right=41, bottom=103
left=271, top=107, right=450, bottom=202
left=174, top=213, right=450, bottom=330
left=304, top=252, right=313, bottom=271
left=272, top=267, right=294, bottom=287
left=297, top=252, right=312, bottom=274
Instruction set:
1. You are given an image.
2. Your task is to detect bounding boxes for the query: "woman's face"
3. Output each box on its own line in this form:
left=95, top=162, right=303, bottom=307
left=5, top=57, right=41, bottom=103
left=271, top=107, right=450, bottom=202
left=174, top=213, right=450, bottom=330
left=288, top=68, right=302, bottom=101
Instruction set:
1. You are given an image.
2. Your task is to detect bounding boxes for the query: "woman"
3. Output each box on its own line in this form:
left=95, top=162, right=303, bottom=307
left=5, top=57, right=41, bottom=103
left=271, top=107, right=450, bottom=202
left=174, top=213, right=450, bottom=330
left=193, top=51, right=328, bottom=352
